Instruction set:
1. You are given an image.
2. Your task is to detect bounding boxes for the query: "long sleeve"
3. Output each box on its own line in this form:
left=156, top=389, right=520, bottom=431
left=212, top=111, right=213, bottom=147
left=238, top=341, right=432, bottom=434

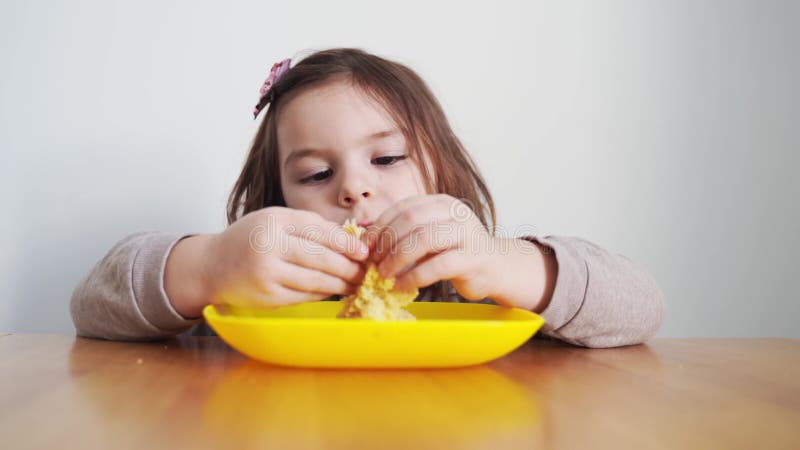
left=520, top=235, right=665, bottom=348
left=69, top=231, right=202, bottom=340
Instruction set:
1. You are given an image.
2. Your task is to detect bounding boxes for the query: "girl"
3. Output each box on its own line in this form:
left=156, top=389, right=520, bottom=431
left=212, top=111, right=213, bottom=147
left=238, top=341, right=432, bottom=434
left=70, top=48, right=664, bottom=348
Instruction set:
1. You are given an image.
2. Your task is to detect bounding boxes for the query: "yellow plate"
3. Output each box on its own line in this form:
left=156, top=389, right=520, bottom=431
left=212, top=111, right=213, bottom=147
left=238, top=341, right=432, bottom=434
left=203, top=302, right=544, bottom=368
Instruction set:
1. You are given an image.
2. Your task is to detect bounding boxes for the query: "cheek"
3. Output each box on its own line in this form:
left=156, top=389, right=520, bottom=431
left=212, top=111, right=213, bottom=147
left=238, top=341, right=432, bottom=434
left=403, top=160, right=431, bottom=195
left=279, top=177, right=297, bottom=206
left=411, top=166, right=431, bottom=195
left=280, top=176, right=310, bottom=209
left=283, top=188, right=315, bottom=210
left=281, top=182, right=336, bottom=217
left=381, top=164, right=429, bottom=200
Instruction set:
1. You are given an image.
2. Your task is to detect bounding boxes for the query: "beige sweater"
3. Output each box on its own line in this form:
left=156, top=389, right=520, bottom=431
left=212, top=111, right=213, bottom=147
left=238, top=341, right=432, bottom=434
left=69, top=232, right=664, bottom=348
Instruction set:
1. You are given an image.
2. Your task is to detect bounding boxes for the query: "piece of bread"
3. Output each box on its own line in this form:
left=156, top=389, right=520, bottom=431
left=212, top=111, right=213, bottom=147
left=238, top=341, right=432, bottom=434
left=337, top=219, right=418, bottom=320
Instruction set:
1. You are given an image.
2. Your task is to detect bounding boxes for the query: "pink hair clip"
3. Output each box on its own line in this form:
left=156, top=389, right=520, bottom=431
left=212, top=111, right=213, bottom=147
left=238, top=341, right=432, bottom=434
left=253, top=58, right=292, bottom=119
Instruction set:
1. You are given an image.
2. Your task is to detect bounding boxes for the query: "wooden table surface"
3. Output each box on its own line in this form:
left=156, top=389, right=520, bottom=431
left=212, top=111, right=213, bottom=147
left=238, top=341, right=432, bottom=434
left=1, top=334, right=798, bottom=450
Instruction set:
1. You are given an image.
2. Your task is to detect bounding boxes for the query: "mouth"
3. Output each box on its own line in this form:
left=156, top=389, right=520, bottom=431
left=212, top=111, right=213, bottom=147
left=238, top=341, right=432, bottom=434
left=357, top=220, right=374, bottom=228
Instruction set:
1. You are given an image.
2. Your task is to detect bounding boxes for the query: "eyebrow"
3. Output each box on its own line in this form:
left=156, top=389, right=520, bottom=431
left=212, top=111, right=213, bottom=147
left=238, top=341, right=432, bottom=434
left=283, top=129, right=403, bottom=169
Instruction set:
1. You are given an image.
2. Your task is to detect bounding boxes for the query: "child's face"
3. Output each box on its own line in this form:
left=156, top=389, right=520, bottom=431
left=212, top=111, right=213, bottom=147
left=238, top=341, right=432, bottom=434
left=277, top=80, right=430, bottom=226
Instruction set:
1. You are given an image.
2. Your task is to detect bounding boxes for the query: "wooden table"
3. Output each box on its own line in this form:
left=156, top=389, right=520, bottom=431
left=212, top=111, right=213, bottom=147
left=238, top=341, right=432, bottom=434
left=1, top=334, right=798, bottom=449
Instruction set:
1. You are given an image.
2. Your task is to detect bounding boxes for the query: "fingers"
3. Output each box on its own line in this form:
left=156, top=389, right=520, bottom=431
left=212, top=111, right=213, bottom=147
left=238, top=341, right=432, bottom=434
left=393, top=249, right=466, bottom=291
left=224, top=283, right=335, bottom=308
left=376, top=223, right=458, bottom=278
left=369, top=196, right=461, bottom=267
left=367, top=195, right=444, bottom=246
left=284, top=236, right=366, bottom=285
left=277, top=260, right=358, bottom=298
left=372, top=195, right=441, bottom=232
left=287, top=209, right=369, bottom=262
left=266, top=284, right=338, bottom=306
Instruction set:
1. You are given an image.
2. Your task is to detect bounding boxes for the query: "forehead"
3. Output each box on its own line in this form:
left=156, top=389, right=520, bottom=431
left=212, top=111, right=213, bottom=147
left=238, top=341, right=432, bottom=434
left=276, top=81, right=398, bottom=156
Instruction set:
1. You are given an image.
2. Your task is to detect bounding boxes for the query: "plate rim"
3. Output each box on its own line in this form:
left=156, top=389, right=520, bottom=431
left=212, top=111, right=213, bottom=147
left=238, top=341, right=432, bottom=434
left=203, top=302, right=545, bottom=328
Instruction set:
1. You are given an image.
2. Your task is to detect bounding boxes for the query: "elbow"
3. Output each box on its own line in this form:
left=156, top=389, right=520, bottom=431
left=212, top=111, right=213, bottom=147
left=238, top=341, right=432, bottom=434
left=68, top=276, right=126, bottom=341
left=640, top=279, right=666, bottom=341
left=69, top=279, right=100, bottom=339
left=535, top=236, right=667, bottom=349
left=578, top=273, right=666, bottom=349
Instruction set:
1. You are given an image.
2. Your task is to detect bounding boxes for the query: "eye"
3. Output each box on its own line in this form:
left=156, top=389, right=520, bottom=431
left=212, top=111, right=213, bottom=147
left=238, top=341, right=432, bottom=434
left=372, top=155, right=408, bottom=166
left=299, top=169, right=333, bottom=184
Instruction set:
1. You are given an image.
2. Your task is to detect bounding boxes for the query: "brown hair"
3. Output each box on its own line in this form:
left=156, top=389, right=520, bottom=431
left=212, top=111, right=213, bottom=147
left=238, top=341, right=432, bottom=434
left=227, top=48, right=496, bottom=300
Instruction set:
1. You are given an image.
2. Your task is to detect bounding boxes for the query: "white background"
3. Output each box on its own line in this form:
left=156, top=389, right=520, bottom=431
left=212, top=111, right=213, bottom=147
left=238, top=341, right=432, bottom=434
left=1, top=0, right=797, bottom=336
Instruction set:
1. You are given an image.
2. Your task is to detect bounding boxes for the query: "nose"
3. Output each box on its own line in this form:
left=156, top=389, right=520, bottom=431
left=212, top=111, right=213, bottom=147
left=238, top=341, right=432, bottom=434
left=339, top=185, right=372, bottom=207
left=338, top=175, right=374, bottom=208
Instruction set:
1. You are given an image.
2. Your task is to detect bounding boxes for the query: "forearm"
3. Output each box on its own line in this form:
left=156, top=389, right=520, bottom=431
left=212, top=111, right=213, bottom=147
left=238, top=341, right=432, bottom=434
left=164, top=234, right=217, bottom=319
left=70, top=231, right=203, bottom=341
left=524, top=235, right=665, bottom=348
left=489, top=237, right=557, bottom=312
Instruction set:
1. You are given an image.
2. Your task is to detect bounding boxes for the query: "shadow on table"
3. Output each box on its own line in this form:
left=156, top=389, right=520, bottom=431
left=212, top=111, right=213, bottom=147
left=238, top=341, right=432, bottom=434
left=65, top=337, right=547, bottom=448
left=202, top=360, right=545, bottom=448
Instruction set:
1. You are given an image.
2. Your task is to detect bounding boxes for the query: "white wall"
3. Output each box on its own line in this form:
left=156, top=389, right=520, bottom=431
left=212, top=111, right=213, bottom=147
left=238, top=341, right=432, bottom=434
left=1, top=0, right=797, bottom=336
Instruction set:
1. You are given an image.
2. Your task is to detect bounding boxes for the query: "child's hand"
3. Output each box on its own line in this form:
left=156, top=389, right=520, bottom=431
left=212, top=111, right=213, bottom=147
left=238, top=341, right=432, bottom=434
left=206, top=207, right=369, bottom=309
left=366, top=194, right=556, bottom=311
left=366, top=194, right=501, bottom=302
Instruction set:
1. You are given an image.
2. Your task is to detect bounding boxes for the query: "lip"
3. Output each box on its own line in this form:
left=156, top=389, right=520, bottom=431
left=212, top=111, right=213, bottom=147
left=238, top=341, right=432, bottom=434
left=357, top=220, right=374, bottom=228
